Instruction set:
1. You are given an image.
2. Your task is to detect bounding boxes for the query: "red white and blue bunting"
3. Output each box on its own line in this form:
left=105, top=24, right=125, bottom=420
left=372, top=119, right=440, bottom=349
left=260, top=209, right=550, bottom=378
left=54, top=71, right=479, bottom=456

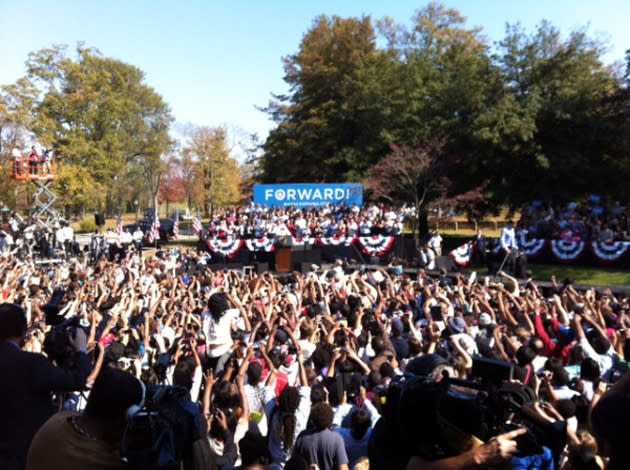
left=450, top=242, right=474, bottom=267
left=292, top=237, right=315, bottom=247
left=316, top=237, right=355, bottom=246
left=550, top=240, right=585, bottom=263
left=591, top=241, right=630, bottom=263
left=245, top=237, right=276, bottom=252
left=206, top=238, right=244, bottom=259
left=356, top=236, right=395, bottom=257
left=518, top=233, right=547, bottom=258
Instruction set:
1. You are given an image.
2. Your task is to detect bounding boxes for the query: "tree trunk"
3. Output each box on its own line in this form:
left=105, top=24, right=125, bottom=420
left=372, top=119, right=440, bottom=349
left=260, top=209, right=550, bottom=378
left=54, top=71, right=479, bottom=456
left=418, top=208, right=429, bottom=244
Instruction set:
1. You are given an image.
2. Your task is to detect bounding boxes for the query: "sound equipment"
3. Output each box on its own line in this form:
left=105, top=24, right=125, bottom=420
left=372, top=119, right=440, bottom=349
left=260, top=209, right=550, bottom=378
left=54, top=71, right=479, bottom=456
left=94, top=213, right=105, bottom=227
left=255, top=262, right=269, bottom=274
left=436, top=255, right=456, bottom=272
left=300, top=262, right=314, bottom=274
left=515, top=253, right=528, bottom=278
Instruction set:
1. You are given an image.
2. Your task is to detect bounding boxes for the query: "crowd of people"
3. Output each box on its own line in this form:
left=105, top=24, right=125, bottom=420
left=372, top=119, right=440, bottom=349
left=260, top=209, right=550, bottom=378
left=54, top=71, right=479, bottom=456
left=201, top=203, right=409, bottom=240
left=0, top=238, right=629, bottom=470
left=519, top=199, right=630, bottom=242
left=0, top=213, right=79, bottom=261
left=198, top=198, right=630, bottom=245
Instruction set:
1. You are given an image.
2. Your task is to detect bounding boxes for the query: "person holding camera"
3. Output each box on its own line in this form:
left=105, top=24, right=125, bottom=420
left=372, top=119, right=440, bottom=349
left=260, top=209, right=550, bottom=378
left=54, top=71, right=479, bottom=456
left=0, top=303, right=91, bottom=470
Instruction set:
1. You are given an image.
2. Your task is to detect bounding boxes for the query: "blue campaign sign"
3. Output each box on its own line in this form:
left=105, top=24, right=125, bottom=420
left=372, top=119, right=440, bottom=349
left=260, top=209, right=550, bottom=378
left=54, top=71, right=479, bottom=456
left=253, top=183, right=363, bottom=208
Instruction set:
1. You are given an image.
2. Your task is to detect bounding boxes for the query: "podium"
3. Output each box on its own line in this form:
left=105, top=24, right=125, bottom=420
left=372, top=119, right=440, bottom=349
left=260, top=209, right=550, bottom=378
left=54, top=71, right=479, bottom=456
left=275, top=247, right=293, bottom=273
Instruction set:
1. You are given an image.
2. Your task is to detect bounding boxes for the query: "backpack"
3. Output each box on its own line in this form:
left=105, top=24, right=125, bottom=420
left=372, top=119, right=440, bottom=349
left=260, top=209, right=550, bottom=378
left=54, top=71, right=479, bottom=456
left=122, top=385, right=202, bottom=470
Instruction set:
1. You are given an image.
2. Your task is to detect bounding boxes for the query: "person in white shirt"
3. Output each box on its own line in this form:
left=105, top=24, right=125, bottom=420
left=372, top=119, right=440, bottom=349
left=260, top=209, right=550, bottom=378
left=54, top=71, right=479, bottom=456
left=497, top=220, right=518, bottom=274
left=120, top=228, right=133, bottom=250
left=499, top=220, right=518, bottom=253
left=295, top=213, right=308, bottom=238
left=573, top=314, right=618, bottom=380
left=202, top=292, right=251, bottom=376
left=132, top=227, right=144, bottom=254
left=428, top=230, right=443, bottom=256
left=420, top=244, right=436, bottom=270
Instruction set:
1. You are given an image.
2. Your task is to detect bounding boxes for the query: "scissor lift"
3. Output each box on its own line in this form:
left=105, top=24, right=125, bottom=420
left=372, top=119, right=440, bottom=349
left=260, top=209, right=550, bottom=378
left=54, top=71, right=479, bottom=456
left=10, top=158, right=58, bottom=229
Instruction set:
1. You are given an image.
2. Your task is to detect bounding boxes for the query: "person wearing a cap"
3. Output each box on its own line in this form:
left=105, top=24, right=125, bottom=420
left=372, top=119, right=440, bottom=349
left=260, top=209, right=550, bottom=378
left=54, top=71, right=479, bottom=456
left=449, top=316, right=478, bottom=359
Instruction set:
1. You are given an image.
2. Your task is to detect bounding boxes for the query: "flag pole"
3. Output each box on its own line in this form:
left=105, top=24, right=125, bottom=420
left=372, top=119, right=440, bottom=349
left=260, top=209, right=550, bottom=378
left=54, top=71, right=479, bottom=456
left=176, top=208, right=180, bottom=250
left=154, top=206, right=158, bottom=250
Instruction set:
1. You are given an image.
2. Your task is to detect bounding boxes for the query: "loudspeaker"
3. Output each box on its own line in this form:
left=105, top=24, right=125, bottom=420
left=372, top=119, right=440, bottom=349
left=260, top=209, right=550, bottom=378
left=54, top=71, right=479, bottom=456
left=255, top=262, right=269, bottom=274
left=94, top=213, right=105, bottom=227
left=515, top=254, right=528, bottom=278
left=436, top=255, right=455, bottom=272
left=300, top=262, right=314, bottom=274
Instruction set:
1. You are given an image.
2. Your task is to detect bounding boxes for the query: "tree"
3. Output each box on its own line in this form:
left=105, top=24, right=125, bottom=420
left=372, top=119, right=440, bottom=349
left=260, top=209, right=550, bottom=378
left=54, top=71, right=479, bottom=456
left=365, top=135, right=456, bottom=241
left=379, top=2, right=495, bottom=144
left=475, top=22, right=626, bottom=207
left=180, top=147, right=204, bottom=213
left=261, top=14, right=390, bottom=182
left=159, top=154, right=186, bottom=216
left=186, top=126, right=242, bottom=217
left=22, top=43, right=173, bottom=214
left=0, top=78, right=39, bottom=209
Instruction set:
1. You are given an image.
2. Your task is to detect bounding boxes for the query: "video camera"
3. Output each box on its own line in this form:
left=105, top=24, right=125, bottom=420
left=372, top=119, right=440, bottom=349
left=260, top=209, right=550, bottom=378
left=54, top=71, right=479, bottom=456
left=386, top=356, right=565, bottom=463
left=43, top=315, right=89, bottom=368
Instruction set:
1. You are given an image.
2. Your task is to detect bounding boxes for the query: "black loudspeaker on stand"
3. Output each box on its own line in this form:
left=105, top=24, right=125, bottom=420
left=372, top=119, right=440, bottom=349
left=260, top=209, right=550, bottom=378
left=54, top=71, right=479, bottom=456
left=436, top=255, right=456, bottom=272
left=94, top=213, right=105, bottom=227
left=256, top=262, right=269, bottom=274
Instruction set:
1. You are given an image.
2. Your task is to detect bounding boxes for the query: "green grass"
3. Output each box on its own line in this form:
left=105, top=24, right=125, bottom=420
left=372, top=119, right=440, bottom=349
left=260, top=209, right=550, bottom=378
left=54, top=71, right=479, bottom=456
left=461, top=263, right=630, bottom=287
left=526, top=264, right=630, bottom=287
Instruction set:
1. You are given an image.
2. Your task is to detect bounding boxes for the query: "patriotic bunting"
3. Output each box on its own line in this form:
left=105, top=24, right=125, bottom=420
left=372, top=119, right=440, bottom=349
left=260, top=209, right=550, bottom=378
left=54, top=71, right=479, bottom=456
left=518, top=233, right=547, bottom=258
left=356, top=236, right=395, bottom=257
left=550, top=240, right=585, bottom=263
left=450, top=242, right=474, bottom=266
left=245, top=237, right=276, bottom=252
left=317, top=236, right=355, bottom=246
left=206, top=238, right=244, bottom=258
left=591, top=241, right=630, bottom=263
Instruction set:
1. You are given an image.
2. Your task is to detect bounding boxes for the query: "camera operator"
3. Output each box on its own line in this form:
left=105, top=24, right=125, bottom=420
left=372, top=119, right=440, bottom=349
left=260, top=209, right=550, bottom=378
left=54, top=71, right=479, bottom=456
left=405, top=428, right=526, bottom=470
left=369, top=355, right=527, bottom=470
left=0, top=303, right=90, bottom=470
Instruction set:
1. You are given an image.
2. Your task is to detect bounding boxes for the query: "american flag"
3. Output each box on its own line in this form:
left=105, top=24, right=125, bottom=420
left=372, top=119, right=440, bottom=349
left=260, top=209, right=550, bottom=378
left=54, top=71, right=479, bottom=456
left=148, top=208, right=160, bottom=244
left=116, top=211, right=123, bottom=247
left=173, top=210, right=179, bottom=240
left=193, top=215, right=202, bottom=237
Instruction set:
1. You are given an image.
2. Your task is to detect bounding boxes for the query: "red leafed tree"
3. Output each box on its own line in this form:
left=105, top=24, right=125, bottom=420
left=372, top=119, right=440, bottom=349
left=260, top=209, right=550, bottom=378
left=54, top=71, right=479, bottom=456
left=366, top=135, right=453, bottom=241
left=158, top=155, right=186, bottom=216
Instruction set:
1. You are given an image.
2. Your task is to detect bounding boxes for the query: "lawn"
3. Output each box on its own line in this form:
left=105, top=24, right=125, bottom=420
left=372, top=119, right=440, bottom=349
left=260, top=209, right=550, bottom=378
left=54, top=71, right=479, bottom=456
left=526, top=264, right=630, bottom=287
left=461, top=263, right=630, bottom=288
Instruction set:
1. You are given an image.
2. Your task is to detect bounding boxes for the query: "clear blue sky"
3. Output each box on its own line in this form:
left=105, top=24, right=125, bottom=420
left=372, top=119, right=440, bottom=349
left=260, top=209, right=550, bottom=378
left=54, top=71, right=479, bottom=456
left=1, top=0, right=629, bottom=151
